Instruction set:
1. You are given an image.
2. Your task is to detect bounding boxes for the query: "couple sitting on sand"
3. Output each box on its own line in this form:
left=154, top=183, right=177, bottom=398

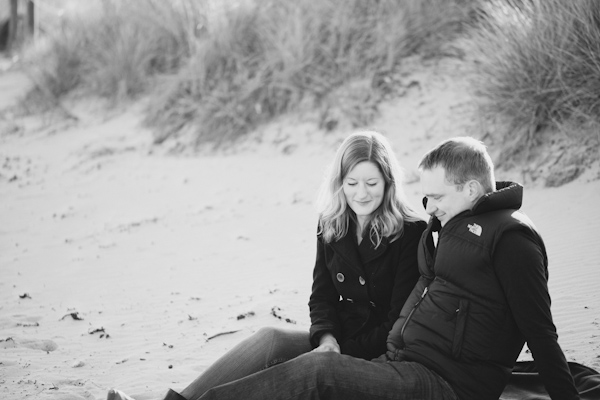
left=109, top=132, right=598, bottom=400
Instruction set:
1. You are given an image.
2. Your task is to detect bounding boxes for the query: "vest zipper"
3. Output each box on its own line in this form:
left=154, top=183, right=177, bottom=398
left=400, top=286, right=429, bottom=345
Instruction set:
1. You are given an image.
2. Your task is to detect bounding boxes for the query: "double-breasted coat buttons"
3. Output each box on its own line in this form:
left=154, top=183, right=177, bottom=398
left=337, top=274, right=369, bottom=305
left=337, top=273, right=367, bottom=286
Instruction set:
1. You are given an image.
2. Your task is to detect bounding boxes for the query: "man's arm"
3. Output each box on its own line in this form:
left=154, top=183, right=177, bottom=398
left=494, top=230, right=580, bottom=400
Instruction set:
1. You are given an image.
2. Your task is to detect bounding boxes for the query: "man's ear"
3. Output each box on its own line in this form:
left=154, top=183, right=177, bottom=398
left=466, top=180, right=483, bottom=200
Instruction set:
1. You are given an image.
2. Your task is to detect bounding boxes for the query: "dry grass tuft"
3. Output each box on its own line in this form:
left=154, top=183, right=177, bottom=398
left=468, top=0, right=600, bottom=184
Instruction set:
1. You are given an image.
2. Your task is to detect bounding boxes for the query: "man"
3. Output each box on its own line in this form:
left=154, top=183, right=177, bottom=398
left=196, top=137, right=579, bottom=400
left=384, top=137, right=579, bottom=399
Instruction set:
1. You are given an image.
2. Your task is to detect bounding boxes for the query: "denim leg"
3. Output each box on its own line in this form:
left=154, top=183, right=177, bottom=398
left=180, top=327, right=312, bottom=400
left=198, top=352, right=458, bottom=400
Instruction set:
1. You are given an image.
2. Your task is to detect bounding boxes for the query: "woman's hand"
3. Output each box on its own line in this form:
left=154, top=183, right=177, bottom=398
left=312, top=332, right=341, bottom=353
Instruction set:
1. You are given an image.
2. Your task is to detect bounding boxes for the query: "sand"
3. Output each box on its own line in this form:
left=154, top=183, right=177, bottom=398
left=1, top=53, right=599, bottom=400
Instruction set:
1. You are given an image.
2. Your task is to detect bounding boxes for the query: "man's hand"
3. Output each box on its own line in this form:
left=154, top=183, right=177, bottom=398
left=312, top=332, right=341, bottom=353
left=386, top=342, right=401, bottom=361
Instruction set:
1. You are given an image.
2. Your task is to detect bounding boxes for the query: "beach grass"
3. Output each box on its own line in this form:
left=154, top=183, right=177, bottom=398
left=21, top=0, right=476, bottom=143
left=468, top=0, right=600, bottom=166
left=15, top=0, right=600, bottom=176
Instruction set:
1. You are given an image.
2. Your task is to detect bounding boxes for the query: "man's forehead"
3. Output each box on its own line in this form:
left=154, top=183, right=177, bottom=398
left=420, top=167, right=449, bottom=183
left=420, top=167, right=455, bottom=193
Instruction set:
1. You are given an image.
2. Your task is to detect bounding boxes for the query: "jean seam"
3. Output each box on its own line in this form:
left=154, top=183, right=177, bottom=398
left=262, top=357, right=289, bottom=370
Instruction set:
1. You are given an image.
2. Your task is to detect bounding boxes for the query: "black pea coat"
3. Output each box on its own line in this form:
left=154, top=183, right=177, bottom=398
left=308, top=219, right=425, bottom=360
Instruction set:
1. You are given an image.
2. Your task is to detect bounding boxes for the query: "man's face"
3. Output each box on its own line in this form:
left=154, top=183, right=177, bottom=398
left=420, top=166, right=473, bottom=227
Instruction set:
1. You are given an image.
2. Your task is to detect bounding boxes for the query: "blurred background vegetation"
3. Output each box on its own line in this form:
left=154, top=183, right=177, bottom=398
left=1, top=0, right=599, bottom=185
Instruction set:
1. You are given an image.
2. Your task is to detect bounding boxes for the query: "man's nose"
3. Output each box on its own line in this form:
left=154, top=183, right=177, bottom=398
left=425, top=201, right=437, bottom=215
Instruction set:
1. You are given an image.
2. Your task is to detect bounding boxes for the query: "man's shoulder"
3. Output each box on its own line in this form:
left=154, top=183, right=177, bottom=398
left=448, top=210, right=539, bottom=248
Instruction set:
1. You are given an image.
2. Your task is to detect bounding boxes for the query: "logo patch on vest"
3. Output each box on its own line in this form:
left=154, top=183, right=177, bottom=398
left=467, top=223, right=482, bottom=236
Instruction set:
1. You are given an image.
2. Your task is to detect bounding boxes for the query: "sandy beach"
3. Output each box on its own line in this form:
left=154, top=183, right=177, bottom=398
left=1, top=52, right=599, bottom=400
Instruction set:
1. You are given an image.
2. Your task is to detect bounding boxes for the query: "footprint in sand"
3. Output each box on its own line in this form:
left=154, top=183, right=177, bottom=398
left=0, top=336, right=58, bottom=351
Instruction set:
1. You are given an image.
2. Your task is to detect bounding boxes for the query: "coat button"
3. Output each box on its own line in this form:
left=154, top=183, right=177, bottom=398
left=336, top=273, right=345, bottom=282
left=359, top=276, right=365, bottom=285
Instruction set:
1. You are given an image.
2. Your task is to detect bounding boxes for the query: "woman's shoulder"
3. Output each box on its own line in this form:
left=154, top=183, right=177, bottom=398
left=403, top=218, right=427, bottom=236
left=386, top=218, right=426, bottom=246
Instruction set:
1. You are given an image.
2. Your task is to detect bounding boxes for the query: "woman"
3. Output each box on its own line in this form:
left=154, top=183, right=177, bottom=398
left=109, top=131, right=425, bottom=400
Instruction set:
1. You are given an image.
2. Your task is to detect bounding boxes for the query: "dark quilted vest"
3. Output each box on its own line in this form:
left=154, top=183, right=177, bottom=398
left=389, top=183, right=548, bottom=400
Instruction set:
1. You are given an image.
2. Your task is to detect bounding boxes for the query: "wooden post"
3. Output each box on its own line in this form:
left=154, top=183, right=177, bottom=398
left=26, top=0, right=34, bottom=39
left=8, top=0, right=18, bottom=51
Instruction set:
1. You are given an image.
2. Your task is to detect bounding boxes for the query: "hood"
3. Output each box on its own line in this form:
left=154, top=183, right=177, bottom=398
left=472, top=181, right=523, bottom=215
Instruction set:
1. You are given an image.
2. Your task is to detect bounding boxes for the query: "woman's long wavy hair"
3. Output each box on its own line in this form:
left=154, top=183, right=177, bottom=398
left=317, top=131, right=422, bottom=248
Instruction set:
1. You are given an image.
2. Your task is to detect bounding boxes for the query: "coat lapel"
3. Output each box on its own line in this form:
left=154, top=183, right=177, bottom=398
left=360, top=234, right=389, bottom=264
left=330, top=233, right=364, bottom=275
left=330, top=229, right=389, bottom=273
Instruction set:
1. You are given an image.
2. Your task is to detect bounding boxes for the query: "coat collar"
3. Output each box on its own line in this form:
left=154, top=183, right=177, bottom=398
left=329, top=222, right=389, bottom=273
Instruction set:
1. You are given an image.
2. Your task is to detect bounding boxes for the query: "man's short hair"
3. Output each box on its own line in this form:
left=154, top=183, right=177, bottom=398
left=419, top=137, right=496, bottom=192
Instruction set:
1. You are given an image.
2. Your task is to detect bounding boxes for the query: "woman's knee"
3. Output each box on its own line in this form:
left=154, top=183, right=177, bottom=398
left=253, top=327, right=287, bottom=348
left=255, top=326, right=283, bottom=339
left=255, top=327, right=306, bottom=348
left=253, top=327, right=311, bottom=364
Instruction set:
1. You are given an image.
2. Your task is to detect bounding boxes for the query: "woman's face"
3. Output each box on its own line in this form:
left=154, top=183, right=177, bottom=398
left=343, top=161, right=385, bottom=219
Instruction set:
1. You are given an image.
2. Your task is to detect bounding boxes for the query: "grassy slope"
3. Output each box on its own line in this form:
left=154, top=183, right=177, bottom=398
left=7, top=0, right=600, bottom=186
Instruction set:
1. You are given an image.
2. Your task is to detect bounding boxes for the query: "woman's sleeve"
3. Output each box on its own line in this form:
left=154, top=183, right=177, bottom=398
left=340, top=220, right=425, bottom=359
left=308, top=235, right=342, bottom=348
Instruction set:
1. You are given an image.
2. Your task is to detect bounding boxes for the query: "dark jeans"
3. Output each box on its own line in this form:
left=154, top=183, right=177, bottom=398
left=197, top=351, right=457, bottom=400
left=180, top=327, right=312, bottom=400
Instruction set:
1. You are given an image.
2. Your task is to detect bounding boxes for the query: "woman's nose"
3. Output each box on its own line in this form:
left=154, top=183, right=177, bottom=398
left=356, top=184, right=368, bottom=198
